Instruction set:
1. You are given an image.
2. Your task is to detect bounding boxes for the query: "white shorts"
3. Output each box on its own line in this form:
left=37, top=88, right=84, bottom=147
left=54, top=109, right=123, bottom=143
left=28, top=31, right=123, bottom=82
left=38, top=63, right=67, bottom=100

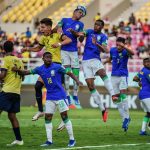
left=45, top=99, right=69, bottom=114
left=141, top=98, right=150, bottom=112
left=111, top=76, right=128, bottom=94
left=61, top=50, right=79, bottom=68
left=82, top=59, right=104, bottom=79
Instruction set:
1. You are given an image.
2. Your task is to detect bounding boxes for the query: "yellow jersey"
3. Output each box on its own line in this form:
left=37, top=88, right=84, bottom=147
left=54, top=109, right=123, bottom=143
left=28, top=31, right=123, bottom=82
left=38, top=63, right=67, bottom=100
left=39, top=33, right=62, bottom=63
left=1, top=55, right=24, bottom=94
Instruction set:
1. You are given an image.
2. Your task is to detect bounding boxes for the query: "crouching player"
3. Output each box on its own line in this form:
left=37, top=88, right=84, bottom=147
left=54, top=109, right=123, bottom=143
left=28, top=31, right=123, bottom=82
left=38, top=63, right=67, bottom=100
left=133, top=57, right=150, bottom=135
left=13, top=52, right=83, bottom=147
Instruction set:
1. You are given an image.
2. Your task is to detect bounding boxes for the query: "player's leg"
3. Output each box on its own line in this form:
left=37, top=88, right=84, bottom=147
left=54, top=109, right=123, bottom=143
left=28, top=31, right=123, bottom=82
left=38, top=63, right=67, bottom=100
left=82, top=59, right=107, bottom=122
left=7, top=113, right=23, bottom=146
left=32, top=77, right=45, bottom=121
left=61, top=50, right=73, bottom=106
left=95, top=60, right=117, bottom=101
left=71, top=51, right=81, bottom=107
left=6, top=93, right=23, bottom=146
left=58, top=100, right=75, bottom=147
left=41, top=100, right=55, bottom=147
left=119, top=77, right=130, bottom=131
left=86, top=78, right=107, bottom=122
left=140, top=98, right=150, bottom=135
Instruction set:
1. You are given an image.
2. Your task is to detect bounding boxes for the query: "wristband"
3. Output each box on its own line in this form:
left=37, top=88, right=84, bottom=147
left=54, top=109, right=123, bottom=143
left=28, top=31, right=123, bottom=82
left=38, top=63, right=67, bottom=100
left=58, top=43, right=62, bottom=46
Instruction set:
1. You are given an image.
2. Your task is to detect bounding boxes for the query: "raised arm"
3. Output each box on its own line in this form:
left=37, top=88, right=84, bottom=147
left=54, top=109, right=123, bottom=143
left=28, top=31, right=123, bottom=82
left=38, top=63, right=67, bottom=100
left=92, top=36, right=109, bottom=53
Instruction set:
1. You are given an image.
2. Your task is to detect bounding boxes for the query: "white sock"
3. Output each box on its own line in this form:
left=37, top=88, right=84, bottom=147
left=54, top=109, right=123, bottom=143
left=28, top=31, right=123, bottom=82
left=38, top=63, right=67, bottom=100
left=65, top=74, right=70, bottom=96
left=103, top=77, right=114, bottom=96
left=117, top=102, right=124, bottom=120
left=141, top=121, right=147, bottom=132
left=45, top=122, right=53, bottom=143
left=65, top=120, right=74, bottom=140
left=91, top=90, right=105, bottom=111
left=73, top=80, right=78, bottom=96
left=117, top=100, right=129, bottom=120
left=123, top=100, right=130, bottom=119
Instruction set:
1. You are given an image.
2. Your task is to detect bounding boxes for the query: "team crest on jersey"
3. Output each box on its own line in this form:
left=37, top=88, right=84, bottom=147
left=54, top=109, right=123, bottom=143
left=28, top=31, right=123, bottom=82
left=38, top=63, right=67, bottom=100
left=97, top=36, right=101, bottom=42
left=51, top=70, right=55, bottom=76
left=75, top=24, right=80, bottom=30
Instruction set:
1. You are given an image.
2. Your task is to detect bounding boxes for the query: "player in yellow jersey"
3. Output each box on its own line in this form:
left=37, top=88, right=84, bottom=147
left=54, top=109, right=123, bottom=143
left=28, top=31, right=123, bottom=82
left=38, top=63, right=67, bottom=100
left=21, top=18, right=72, bottom=121
left=0, top=41, right=24, bottom=146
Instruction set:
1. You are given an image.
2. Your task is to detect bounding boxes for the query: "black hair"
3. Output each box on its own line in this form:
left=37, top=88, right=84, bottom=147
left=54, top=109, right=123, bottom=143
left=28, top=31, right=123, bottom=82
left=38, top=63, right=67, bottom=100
left=3, top=40, right=14, bottom=53
left=43, top=52, right=52, bottom=57
left=143, top=57, right=150, bottom=62
left=95, top=19, right=104, bottom=27
left=40, top=18, right=53, bottom=26
left=116, top=37, right=126, bottom=44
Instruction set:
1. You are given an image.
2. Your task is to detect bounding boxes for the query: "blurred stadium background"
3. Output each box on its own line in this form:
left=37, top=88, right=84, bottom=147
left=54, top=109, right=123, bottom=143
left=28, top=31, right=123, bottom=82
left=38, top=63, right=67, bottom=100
left=0, top=0, right=149, bottom=109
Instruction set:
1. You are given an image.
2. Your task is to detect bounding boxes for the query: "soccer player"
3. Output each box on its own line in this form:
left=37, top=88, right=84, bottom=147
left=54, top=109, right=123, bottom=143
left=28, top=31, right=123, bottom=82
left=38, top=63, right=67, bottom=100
left=0, top=41, right=24, bottom=146
left=79, top=19, right=118, bottom=122
left=133, top=57, right=150, bottom=135
left=22, top=18, right=72, bottom=121
left=54, top=5, right=86, bottom=108
left=104, top=37, right=134, bottom=131
left=13, top=52, right=83, bottom=147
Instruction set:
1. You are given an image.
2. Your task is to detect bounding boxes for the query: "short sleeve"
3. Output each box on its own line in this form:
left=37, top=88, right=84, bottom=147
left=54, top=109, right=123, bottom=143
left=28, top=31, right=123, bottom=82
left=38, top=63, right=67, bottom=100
left=84, top=29, right=90, bottom=36
left=30, top=67, right=40, bottom=75
left=146, top=72, right=150, bottom=82
left=58, top=66, right=66, bottom=74
left=79, top=23, right=84, bottom=32
left=39, top=36, right=45, bottom=46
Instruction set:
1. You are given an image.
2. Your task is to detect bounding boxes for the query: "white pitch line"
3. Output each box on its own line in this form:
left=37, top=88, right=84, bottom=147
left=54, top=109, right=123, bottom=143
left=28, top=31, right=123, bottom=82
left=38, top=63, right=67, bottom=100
left=44, top=143, right=150, bottom=150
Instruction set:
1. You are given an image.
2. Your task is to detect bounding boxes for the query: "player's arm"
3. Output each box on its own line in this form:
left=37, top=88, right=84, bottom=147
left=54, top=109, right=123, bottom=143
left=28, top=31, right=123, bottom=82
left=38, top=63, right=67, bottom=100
left=92, top=36, right=109, bottom=53
left=103, top=57, right=111, bottom=65
left=66, top=71, right=83, bottom=86
left=51, top=34, right=72, bottom=48
left=52, top=20, right=63, bottom=33
left=118, top=42, right=134, bottom=55
left=58, top=66, right=83, bottom=86
left=12, top=66, right=38, bottom=76
left=133, top=73, right=142, bottom=87
left=21, top=44, right=44, bottom=53
left=0, top=69, right=7, bottom=80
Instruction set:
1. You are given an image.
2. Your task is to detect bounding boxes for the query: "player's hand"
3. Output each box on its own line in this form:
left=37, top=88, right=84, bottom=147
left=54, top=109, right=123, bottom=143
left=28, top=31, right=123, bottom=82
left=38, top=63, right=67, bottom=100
left=12, top=65, right=18, bottom=72
left=117, top=42, right=125, bottom=47
left=138, top=81, right=142, bottom=87
left=77, top=81, right=83, bottom=86
left=21, top=47, right=28, bottom=53
left=67, top=28, right=73, bottom=32
left=51, top=43, right=61, bottom=48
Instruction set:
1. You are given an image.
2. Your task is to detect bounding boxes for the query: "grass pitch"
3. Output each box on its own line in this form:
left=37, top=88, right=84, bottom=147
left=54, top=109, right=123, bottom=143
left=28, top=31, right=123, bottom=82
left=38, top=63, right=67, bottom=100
left=0, top=107, right=150, bottom=150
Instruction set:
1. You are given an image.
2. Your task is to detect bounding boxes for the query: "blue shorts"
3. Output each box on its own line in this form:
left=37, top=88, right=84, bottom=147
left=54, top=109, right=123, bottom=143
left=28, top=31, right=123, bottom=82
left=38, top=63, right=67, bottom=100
left=0, top=91, right=20, bottom=113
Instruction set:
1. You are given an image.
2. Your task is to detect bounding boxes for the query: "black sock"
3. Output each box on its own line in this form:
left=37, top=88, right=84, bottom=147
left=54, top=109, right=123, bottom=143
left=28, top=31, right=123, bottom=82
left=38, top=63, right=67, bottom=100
left=13, top=127, right=22, bottom=141
left=35, top=81, right=44, bottom=112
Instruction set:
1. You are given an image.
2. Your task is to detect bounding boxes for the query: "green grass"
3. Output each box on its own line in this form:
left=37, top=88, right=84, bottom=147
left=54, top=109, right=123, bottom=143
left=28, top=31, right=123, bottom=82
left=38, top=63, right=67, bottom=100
left=0, top=107, right=150, bottom=150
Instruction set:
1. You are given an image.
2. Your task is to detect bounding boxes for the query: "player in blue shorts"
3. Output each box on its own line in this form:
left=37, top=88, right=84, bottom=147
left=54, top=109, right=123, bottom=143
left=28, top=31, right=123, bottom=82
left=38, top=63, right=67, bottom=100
left=104, top=37, right=134, bottom=131
left=54, top=5, right=86, bottom=108
left=133, top=57, right=150, bottom=135
left=0, top=41, right=24, bottom=146
left=13, top=52, right=83, bottom=147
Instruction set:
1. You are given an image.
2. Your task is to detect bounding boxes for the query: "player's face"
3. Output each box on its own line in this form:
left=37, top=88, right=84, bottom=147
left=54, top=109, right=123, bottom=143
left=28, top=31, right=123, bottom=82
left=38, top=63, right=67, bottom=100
left=43, top=54, right=52, bottom=66
left=116, top=42, right=124, bottom=51
left=40, top=23, right=52, bottom=36
left=73, top=10, right=83, bottom=20
left=94, top=21, right=103, bottom=32
left=144, top=60, right=150, bottom=69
